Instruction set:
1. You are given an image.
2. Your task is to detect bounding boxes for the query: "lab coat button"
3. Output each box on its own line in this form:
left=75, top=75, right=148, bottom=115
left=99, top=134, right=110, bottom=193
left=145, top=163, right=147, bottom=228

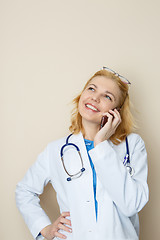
left=89, top=230, right=92, bottom=232
left=86, top=200, right=90, bottom=202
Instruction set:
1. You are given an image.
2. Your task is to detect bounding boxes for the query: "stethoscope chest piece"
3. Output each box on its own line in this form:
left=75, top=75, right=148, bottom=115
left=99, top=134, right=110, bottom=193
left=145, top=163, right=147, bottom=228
left=126, top=165, right=135, bottom=177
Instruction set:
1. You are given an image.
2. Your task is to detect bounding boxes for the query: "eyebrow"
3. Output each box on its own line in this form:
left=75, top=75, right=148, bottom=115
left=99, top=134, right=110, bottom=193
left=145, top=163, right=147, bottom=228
left=88, top=83, right=116, bottom=101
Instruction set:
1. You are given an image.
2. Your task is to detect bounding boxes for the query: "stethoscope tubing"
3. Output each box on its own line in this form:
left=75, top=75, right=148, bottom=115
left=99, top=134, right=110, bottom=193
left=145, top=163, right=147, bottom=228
left=60, top=133, right=134, bottom=181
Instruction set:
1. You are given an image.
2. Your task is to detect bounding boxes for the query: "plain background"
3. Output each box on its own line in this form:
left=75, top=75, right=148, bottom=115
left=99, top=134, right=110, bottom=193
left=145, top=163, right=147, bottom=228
left=1, top=0, right=160, bottom=239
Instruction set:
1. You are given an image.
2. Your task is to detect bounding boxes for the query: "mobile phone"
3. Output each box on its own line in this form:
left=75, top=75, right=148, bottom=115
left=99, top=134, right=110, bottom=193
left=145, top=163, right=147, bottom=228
left=99, top=115, right=108, bottom=130
left=99, top=108, right=120, bottom=130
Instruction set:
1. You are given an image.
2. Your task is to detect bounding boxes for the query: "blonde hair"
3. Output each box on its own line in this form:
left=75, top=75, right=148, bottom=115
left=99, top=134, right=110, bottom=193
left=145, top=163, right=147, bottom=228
left=69, top=69, right=137, bottom=145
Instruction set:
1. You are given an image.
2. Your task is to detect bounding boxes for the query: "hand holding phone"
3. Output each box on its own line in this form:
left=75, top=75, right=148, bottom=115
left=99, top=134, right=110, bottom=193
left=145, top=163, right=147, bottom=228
left=99, top=108, right=120, bottom=130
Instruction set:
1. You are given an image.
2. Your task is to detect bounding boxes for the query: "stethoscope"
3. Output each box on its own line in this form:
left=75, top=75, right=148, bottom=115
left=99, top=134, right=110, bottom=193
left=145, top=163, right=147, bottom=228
left=60, top=133, right=85, bottom=181
left=60, top=133, right=134, bottom=181
left=123, top=137, right=135, bottom=177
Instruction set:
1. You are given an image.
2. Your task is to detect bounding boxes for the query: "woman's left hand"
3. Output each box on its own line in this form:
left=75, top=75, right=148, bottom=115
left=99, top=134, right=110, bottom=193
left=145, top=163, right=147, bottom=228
left=94, top=109, right=121, bottom=147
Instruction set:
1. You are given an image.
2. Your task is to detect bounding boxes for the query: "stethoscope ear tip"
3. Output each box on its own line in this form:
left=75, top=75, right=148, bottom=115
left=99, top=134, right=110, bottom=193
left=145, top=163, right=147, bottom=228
left=66, top=168, right=86, bottom=181
left=67, top=177, right=72, bottom=181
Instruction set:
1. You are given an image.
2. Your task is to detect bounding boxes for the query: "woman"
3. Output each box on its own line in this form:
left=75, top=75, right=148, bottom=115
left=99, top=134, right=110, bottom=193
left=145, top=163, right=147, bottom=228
left=15, top=67, right=149, bottom=240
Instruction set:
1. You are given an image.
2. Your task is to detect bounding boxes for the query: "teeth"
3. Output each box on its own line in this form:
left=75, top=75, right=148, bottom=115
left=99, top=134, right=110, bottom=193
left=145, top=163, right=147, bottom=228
left=86, top=104, right=98, bottom=111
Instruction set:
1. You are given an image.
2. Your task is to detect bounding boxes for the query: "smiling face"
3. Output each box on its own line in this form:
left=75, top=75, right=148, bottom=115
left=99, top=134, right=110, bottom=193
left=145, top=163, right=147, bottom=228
left=78, top=76, right=121, bottom=126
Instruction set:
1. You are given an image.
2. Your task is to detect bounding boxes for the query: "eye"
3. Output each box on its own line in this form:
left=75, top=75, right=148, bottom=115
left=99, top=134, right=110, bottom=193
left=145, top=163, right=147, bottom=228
left=88, top=87, right=95, bottom=91
left=105, top=95, right=112, bottom=101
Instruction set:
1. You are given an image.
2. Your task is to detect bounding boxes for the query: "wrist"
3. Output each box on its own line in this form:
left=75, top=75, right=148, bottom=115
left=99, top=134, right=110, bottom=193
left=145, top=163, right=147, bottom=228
left=40, top=224, right=51, bottom=237
left=94, top=139, right=104, bottom=147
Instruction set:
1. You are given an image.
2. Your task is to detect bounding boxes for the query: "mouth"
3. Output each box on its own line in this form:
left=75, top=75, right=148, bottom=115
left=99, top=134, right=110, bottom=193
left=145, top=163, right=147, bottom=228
left=85, top=103, right=100, bottom=112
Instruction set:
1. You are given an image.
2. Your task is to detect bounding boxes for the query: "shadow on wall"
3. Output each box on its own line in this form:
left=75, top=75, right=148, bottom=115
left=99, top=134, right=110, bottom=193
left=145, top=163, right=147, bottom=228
left=40, top=183, right=60, bottom=222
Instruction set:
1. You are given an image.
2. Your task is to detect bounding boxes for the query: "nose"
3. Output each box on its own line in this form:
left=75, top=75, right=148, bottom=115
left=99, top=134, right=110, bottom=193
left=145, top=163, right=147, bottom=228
left=92, top=93, right=100, bottom=103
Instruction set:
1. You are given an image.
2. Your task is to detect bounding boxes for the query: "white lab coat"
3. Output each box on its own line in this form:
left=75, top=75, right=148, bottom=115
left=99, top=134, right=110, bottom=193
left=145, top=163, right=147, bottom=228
left=15, top=131, right=149, bottom=240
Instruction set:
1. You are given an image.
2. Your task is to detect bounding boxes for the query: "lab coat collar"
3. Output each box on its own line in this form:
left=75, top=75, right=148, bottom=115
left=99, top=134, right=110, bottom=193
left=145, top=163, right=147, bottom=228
left=69, top=131, right=89, bottom=157
left=70, top=130, right=114, bottom=148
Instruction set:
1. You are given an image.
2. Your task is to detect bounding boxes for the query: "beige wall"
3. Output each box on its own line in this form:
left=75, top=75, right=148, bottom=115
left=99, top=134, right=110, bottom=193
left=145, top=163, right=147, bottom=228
left=1, top=0, right=160, bottom=239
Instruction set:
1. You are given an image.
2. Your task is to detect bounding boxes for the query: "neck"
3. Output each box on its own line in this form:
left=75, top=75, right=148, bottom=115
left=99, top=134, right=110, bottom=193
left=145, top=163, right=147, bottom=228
left=82, top=119, right=100, bottom=141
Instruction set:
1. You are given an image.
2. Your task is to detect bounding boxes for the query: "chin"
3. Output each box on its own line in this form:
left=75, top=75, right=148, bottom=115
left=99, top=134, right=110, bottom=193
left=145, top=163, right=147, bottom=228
left=82, top=115, right=100, bottom=125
